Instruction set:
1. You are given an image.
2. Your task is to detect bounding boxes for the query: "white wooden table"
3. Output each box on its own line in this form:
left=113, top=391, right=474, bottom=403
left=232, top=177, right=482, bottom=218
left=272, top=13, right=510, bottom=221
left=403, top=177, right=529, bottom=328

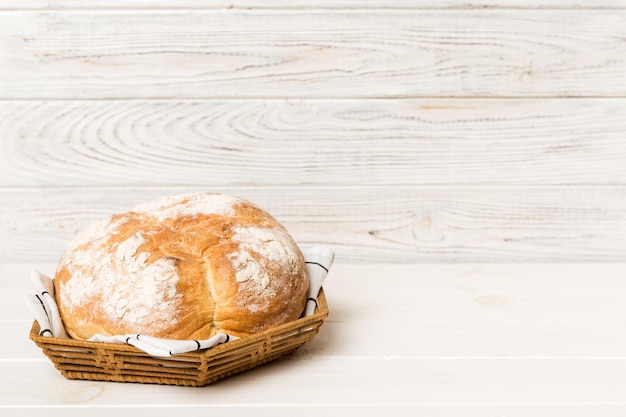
left=3, top=262, right=626, bottom=416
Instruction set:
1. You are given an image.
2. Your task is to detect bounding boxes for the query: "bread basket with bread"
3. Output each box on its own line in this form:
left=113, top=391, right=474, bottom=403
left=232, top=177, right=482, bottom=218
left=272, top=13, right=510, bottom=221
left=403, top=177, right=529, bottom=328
left=26, top=193, right=332, bottom=386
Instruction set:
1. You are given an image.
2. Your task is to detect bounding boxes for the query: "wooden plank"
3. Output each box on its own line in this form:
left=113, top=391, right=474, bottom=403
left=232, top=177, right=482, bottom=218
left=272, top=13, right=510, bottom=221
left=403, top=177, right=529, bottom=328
left=2, top=359, right=626, bottom=407
left=4, top=1, right=626, bottom=10
left=2, top=99, right=626, bottom=187
left=2, top=186, right=626, bottom=263
left=6, top=263, right=626, bottom=326
left=1, top=11, right=626, bottom=98
left=1, top=322, right=46, bottom=360
left=323, top=263, right=626, bottom=322
left=3, top=405, right=626, bottom=417
left=7, top=319, right=626, bottom=361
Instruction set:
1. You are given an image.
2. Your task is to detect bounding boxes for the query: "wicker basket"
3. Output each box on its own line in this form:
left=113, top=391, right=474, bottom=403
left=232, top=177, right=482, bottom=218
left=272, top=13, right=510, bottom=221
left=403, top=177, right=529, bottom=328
left=29, top=289, right=328, bottom=386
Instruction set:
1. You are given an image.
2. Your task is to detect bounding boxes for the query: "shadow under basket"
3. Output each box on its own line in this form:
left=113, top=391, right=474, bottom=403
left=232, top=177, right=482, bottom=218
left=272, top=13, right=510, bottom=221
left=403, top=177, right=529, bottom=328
left=29, top=289, right=329, bottom=387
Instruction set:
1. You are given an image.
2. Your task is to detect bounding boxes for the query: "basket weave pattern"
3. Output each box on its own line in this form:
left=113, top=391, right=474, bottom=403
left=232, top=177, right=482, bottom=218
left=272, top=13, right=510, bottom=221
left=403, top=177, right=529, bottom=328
left=30, top=290, right=328, bottom=386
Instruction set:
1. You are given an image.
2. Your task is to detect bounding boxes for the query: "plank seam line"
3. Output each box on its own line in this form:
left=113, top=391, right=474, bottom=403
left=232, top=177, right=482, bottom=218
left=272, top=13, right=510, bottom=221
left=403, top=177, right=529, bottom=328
left=2, top=96, right=626, bottom=101
left=1, top=7, right=626, bottom=11
left=3, top=402, right=626, bottom=408
left=3, top=184, right=626, bottom=191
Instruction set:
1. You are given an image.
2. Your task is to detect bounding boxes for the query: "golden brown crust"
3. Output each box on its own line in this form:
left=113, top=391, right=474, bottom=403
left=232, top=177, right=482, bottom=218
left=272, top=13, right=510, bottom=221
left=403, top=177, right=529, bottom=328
left=54, top=193, right=308, bottom=340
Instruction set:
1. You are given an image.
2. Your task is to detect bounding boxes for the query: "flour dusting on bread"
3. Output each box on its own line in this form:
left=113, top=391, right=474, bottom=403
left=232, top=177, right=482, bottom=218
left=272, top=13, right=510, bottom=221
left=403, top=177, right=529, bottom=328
left=229, top=226, right=300, bottom=287
left=54, top=192, right=308, bottom=340
left=59, top=228, right=183, bottom=336
left=133, top=192, right=240, bottom=221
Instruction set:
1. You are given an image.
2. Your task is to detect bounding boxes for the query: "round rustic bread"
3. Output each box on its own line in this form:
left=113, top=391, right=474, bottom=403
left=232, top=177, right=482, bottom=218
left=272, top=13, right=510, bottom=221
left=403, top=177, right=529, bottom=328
left=54, top=192, right=309, bottom=340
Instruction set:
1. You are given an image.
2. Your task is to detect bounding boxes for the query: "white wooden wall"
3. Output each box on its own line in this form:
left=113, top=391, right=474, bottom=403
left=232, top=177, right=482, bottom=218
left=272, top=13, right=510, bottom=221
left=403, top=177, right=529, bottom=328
left=1, top=1, right=626, bottom=263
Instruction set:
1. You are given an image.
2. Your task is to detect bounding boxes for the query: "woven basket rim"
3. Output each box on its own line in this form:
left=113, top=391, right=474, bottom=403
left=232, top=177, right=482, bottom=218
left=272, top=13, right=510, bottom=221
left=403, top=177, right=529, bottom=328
left=30, top=288, right=328, bottom=360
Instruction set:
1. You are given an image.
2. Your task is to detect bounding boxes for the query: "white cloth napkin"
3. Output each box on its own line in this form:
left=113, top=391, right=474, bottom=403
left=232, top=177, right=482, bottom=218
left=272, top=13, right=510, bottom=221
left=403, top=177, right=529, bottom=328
left=25, top=245, right=333, bottom=357
left=23, top=270, right=68, bottom=339
left=303, top=246, right=335, bottom=316
left=88, top=333, right=237, bottom=357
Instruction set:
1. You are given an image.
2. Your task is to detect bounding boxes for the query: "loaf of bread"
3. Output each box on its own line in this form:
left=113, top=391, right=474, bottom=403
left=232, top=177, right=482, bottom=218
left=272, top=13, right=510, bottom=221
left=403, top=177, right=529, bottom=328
left=54, top=193, right=309, bottom=340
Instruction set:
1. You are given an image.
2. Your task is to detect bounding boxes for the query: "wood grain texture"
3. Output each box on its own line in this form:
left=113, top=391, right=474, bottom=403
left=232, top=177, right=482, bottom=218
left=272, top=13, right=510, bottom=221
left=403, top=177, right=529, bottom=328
left=2, top=186, right=625, bottom=263
left=4, top=359, right=626, bottom=406
left=2, top=99, right=625, bottom=187
left=2, top=10, right=626, bottom=98
left=4, top=358, right=626, bottom=414
left=4, top=0, right=626, bottom=9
